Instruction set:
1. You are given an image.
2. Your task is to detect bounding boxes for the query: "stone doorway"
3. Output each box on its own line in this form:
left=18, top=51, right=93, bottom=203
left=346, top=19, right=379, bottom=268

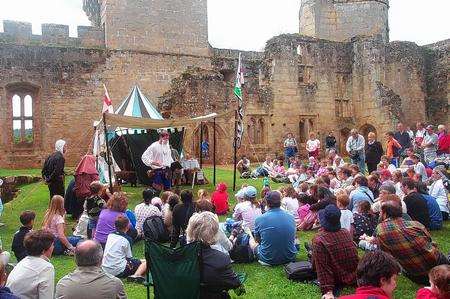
left=339, top=127, right=351, bottom=155
left=359, top=124, right=377, bottom=141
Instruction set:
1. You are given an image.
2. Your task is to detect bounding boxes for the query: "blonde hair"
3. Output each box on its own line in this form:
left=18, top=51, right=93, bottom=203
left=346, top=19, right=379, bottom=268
left=160, top=191, right=173, bottom=204
left=186, top=212, right=218, bottom=245
left=107, top=192, right=128, bottom=212
left=42, top=195, right=65, bottom=227
left=197, top=189, right=209, bottom=201
left=368, top=132, right=376, bottom=139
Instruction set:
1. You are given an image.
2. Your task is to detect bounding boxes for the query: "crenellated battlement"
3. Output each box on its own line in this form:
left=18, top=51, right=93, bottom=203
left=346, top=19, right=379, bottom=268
left=0, top=20, right=105, bottom=49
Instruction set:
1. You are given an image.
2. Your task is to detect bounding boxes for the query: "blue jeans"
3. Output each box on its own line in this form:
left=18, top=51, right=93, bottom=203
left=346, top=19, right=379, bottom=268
left=53, top=236, right=81, bottom=255
left=351, top=152, right=366, bottom=174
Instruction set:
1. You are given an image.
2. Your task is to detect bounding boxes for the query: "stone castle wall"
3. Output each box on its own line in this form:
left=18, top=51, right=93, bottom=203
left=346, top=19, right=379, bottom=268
left=0, top=0, right=447, bottom=169
left=299, top=0, right=389, bottom=42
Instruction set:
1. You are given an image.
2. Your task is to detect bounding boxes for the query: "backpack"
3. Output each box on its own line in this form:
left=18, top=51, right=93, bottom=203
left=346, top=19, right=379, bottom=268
left=143, top=215, right=169, bottom=243
left=284, top=261, right=316, bottom=281
left=229, top=233, right=255, bottom=263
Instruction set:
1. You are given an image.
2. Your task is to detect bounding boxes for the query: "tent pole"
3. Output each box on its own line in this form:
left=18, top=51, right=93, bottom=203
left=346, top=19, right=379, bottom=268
left=233, top=110, right=238, bottom=191
left=102, top=113, right=114, bottom=192
left=213, top=118, right=216, bottom=186
left=199, top=122, right=203, bottom=169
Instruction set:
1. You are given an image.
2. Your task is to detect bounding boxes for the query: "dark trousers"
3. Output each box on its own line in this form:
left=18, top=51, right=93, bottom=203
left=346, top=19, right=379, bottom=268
left=48, top=181, right=65, bottom=200
left=366, top=162, right=378, bottom=174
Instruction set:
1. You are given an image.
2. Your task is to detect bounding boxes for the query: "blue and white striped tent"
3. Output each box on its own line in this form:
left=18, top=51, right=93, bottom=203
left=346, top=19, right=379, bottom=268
left=114, top=86, right=163, bottom=135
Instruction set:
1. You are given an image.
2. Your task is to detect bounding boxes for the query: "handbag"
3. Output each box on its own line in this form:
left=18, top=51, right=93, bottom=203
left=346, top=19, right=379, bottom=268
left=284, top=261, right=316, bottom=281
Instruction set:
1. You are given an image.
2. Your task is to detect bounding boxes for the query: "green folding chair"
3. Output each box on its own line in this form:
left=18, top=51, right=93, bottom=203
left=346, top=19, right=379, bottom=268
left=145, top=241, right=202, bottom=299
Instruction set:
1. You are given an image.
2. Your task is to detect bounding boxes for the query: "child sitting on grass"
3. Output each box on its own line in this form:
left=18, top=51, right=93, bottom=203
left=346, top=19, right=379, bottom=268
left=416, top=265, right=449, bottom=299
left=336, top=194, right=354, bottom=232
left=11, top=210, right=36, bottom=262
left=85, top=181, right=107, bottom=239
left=102, top=215, right=147, bottom=283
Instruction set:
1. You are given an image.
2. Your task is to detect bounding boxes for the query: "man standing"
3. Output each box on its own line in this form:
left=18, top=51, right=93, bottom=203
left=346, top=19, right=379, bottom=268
left=325, top=131, right=337, bottom=153
left=346, top=129, right=366, bottom=174
left=421, top=125, right=439, bottom=165
left=437, top=124, right=450, bottom=155
left=142, top=130, right=174, bottom=191
left=42, top=140, right=66, bottom=199
left=249, top=191, right=297, bottom=266
left=394, top=123, right=411, bottom=158
left=283, top=133, right=298, bottom=166
left=56, top=240, right=126, bottom=299
left=375, top=200, right=448, bottom=284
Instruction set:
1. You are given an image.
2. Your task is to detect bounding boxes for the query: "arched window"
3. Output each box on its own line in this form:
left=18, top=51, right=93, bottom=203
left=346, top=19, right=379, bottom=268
left=247, top=117, right=256, bottom=144
left=256, top=118, right=265, bottom=144
left=12, top=93, right=34, bottom=144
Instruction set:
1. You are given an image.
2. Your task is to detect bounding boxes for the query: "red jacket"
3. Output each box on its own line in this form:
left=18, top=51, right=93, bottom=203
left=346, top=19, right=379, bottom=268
left=416, top=287, right=449, bottom=299
left=339, top=286, right=390, bottom=299
left=211, top=183, right=229, bottom=215
left=438, top=133, right=450, bottom=154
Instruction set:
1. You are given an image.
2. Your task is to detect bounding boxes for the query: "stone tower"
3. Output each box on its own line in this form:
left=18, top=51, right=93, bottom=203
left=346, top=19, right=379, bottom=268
left=299, top=0, right=389, bottom=42
left=83, top=0, right=210, bottom=56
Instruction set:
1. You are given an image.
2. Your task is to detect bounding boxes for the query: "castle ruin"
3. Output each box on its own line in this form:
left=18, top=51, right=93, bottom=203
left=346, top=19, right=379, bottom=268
left=0, top=0, right=448, bottom=168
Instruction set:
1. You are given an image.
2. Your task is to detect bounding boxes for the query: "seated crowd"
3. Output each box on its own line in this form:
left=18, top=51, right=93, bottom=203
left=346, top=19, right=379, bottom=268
left=0, top=124, right=449, bottom=299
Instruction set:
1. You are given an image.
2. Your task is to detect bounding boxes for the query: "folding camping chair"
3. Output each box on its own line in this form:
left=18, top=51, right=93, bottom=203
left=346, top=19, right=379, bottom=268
left=145, top=241, right=202, bottom=299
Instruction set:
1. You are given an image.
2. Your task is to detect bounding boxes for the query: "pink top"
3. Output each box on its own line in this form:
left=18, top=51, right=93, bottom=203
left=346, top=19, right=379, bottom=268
left=297, top=204, right=311, bottom=222
left=45, top=215, right=65, bottom=238
left=274, top=165, right=286, bottom=174
left=233, top=201, right=262, bottom=230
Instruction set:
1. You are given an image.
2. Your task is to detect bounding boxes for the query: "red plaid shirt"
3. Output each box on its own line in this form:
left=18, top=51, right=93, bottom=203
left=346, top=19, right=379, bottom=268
left=312, top=229, right=358, bottom=294
left=375, top=218, right=440, bottom=278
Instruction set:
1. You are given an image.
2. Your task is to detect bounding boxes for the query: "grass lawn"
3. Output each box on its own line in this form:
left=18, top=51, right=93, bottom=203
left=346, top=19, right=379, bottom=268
left=0, top=167, right=449, bottom=298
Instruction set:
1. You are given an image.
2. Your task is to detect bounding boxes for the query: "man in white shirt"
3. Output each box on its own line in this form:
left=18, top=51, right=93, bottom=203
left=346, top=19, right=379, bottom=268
left=102, top=216, right=147, bottom=282
left=142, top=129, right=174, bottom=191
left=421, top=125, right=439, bottom=165
left=346, top=129, right=366, bottom=174
left=411, top=154, right=428, bottom=182
left=6, top=229, right=55, bottom=299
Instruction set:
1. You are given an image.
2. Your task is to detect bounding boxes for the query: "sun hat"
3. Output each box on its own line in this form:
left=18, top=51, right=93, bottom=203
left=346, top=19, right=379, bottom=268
left=318, top=204, right=341, bottom=232
left=244, top=186, right=257, bottom=198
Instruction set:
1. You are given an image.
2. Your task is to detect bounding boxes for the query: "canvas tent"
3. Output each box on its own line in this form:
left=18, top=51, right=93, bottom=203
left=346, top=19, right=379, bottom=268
left=108, top=85, right=184, bottom=185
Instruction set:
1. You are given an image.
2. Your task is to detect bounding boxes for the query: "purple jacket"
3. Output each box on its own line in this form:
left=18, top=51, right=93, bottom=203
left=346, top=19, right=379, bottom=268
left=94, top=209, right=125, bottom=244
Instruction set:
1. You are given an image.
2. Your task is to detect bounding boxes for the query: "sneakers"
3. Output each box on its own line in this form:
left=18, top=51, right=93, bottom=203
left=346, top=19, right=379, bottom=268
left=127, top=275, right=145, bottom=284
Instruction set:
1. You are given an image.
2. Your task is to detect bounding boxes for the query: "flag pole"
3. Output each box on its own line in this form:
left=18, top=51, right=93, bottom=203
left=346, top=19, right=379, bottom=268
left=233, top=110, right=238, bottom=191
left=102, top=112, right=114, bottom=192
left=199, top=122, right=203, bottom=169
left=213, top=117, right=216, bottom=186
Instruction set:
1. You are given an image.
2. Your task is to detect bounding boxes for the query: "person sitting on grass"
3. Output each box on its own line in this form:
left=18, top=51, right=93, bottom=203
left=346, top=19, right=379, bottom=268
left=134, top=188, right=162, bottom=239
left=375, top=200, right=448, bottom=285
left=248, top=191, right=297, bottom=266
left=0, top=258, right=20, bottom=299
left=416, top=182, right=443, bottom=231
left=352, top=201, right=377, bottom=243
left=6, top=229, right=55, bottom=299
left=336, top=194, right=353, bottom=233
left=11, top=210, right=36, bottom=262
left=340, top=251, right=400, bottom=299
left=101, top=216, right=147, bottom=283
left=416, top=265, right=449, bottom=299
left=211, top=182, right=229, bottom=215
left=311, top=204, right=358, bottom=299
left=170, top=190, right=196, bottom=247
left=95, top=192, right=135, bottom=248
left=186, top=212, right=241, bottom=298
left=56, top=240, right=126, bottom=299
left=237, top=155, right=251, bottom=175
left=163, top=193, right=180, bottom=233
left=42, top=195, right=79, bottom=255
left=85, top=181, right=107, bottom=239
left=232, top=186, right=262, bottom=231
left=281, top=186, right=300, bottom=222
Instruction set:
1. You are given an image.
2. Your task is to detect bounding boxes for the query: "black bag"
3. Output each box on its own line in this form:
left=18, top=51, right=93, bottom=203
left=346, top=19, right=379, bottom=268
left=143, top=215, right=169, bottom=243
left=229, top=245, right=255, bottom=263
left=284, top=261, right=316, bottom=281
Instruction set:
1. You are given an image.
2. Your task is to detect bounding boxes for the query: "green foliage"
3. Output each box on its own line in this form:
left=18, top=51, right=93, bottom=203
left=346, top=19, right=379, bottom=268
left=0, top=167, right=448, bottom=299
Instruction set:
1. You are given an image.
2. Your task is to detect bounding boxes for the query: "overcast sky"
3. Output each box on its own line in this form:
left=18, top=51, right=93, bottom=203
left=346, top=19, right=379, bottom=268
left=0, top=0, right=448, bottom=51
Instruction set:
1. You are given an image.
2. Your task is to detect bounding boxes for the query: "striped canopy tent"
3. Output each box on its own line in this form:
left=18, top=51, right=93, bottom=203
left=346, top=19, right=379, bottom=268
left=114, top=85, right=163, bottom=135
left=108, top=85, right=184, bottom=185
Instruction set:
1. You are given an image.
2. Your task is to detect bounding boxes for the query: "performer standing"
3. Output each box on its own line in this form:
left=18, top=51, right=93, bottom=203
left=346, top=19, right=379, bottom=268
left=142, top=130, right=174, bottom=191
left=42, top=139, right=67, bottom=200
